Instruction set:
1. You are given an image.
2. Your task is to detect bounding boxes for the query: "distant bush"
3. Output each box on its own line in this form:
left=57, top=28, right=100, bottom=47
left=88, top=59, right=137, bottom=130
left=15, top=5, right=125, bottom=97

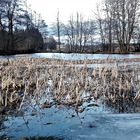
left=44, top=37, right=57, bottom=51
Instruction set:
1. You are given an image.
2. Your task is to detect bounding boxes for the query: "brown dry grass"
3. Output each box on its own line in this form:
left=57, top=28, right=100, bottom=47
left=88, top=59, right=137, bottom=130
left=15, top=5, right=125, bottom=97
left=1, top=57, right=140, bottom=66
left=0, top=57, right=140, bottom=113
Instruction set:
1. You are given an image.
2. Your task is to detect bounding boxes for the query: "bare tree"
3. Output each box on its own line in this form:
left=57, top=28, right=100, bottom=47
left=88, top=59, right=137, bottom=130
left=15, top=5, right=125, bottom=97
left=0, top=0, right=5, bottom=31
left=95, top=0, right=140, bottom=53
left=57, top=9, right=61, bottom=52
left=109, top=0, right=140, bottom=53
left=95, top=4, right=106, bottom=52
left=104, top=0, right=115, bottom=53
left=82, top=20, right=96, bottom=51
left=0, top=0, right=27, bottom=50
left=61, top=13, right=96, bottom=52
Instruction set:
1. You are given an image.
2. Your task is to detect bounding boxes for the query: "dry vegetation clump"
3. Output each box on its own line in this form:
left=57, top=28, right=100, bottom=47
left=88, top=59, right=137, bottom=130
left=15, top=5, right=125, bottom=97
left=0, top=57, right=140, bottom=114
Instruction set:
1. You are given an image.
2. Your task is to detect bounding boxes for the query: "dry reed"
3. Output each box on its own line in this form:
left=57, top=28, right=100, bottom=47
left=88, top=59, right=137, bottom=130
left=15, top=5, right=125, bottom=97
left=0, top=57, right=140, bottom=114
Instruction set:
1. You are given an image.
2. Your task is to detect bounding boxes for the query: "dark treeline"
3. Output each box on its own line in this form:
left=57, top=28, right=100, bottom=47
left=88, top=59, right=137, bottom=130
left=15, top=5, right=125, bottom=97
left=0, top=0, right=140, bottom=54
left=0, top=0, right=47, bottom=54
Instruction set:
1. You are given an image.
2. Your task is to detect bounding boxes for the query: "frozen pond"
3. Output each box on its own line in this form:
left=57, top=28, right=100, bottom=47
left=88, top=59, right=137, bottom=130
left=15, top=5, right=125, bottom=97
left=1, top=53, right=140, bottom=140
left=1, top=106, right=140, bottom=140
left=31, top=53, right=140, bottom=60
left=1, top=53, right=140, bottom=60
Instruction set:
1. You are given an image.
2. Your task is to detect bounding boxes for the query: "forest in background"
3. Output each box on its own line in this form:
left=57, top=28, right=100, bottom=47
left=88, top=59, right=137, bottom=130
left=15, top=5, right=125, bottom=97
left=0, top=0, right=47, bottom=54
left=0, top=0, right=140, bottom=54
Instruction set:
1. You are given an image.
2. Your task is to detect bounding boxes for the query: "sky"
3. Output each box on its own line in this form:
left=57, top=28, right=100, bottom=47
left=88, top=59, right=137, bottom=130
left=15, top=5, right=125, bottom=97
left=27, top=0, right=101, bottom=25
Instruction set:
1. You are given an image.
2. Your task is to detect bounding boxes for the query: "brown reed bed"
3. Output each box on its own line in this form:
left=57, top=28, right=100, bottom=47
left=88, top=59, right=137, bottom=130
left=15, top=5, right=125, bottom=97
left=0, top=57, right=140, bottom=115
left=1, top=57, right=140, bottom=66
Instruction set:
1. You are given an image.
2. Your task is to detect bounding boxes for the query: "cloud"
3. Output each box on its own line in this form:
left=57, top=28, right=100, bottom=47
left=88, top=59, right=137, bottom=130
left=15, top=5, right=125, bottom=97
left=27, top=0, right=100, bottom=24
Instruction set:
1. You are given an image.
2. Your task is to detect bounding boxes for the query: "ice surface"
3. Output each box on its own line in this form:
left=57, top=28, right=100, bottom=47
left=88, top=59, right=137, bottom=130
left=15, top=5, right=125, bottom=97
left=31, top=53, right=140, bottom=60
left=1, top=53, right=140, bottom=60
left=1, top=106, right=140, bottom=140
